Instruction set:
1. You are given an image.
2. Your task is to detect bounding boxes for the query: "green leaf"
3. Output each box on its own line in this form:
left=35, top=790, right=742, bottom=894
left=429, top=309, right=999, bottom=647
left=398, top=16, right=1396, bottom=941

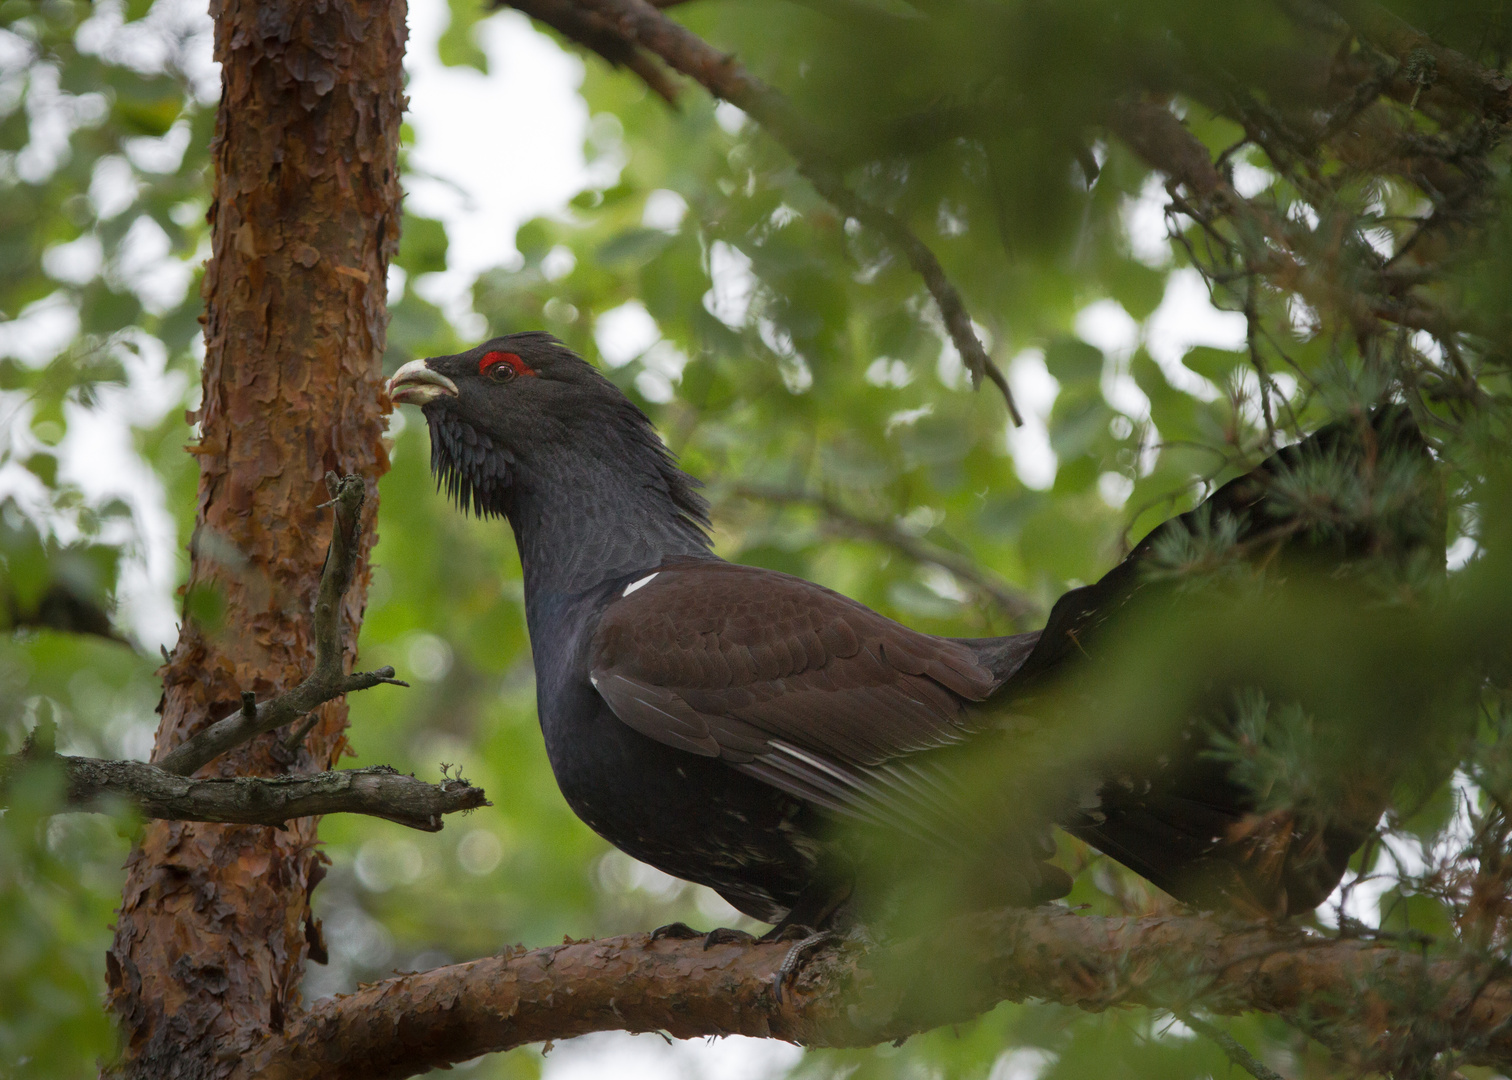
left=1106, top=257, right=1167, bottom=321
left=437, top=0, right=489, bottom=73
left=1181, top=346, right=1246, bottom=386
left=107, top=72, right=182, bottom=137
left=397, top=214, right=449, bottom=277
left=23, top=453, right=57, bottom=487
left=184, top=581, right=226, bottom=632
left=1044, top=337, right=1104, bottom=384
left=597, top=228, right=672, bottom=268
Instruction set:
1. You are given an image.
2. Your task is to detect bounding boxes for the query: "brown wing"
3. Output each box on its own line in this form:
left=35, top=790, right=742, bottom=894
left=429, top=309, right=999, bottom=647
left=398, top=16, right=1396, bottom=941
left=589, top=560, right=997, bottom=844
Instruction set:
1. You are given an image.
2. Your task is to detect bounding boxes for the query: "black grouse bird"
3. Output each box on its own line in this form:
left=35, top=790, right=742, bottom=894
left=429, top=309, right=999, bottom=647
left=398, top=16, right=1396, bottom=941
left=388, top=332, right=1441, bottom=930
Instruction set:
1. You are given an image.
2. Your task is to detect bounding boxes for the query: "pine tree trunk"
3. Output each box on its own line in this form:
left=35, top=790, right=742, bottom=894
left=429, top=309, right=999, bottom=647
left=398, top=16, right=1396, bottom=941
left=104, top=1, right=404, bottom=1074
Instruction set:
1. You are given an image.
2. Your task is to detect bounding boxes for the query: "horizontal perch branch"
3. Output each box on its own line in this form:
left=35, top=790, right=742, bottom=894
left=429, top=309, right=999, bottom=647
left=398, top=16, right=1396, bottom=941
left=157, top=474, right=406, bottom=777
left=0, top=753, right=488, bottom=832
left=240, top=906, right=1512, bottom=1080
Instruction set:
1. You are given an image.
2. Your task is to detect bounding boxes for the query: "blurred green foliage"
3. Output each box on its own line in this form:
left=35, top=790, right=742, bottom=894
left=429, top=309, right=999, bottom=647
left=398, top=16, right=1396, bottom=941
left=3, top=0, right=1512, bottom=1078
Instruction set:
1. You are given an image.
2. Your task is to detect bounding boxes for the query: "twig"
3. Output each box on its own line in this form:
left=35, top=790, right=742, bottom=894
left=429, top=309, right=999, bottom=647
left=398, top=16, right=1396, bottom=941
left=502, top=0, right=1022, bottom=423
left=157, top=474, right=407, bottom=777
left=1, top=471, right=482, bottom=830
left=0, top=754, right=489, bottom=832
left=799, top=164, right=1023, bottom=423
left=1242, top=276, right=1277, bottom=446
left=1107, top=97, right=1459, bottom=342
left=727, top=484, right=1038, bottom=624
left=1180, top=1012, right=1289, bottom=1080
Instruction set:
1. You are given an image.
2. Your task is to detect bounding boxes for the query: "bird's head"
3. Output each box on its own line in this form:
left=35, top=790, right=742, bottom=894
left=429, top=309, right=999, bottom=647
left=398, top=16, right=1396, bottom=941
left=387, top=330, right=615, bottom=418
left=386, top=331, right=709, bottom=536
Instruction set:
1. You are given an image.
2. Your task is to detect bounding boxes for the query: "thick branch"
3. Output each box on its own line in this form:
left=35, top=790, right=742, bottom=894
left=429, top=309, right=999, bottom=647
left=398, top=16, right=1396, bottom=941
left=240, top=907, right=1512, bottom=1080
left=0, top=753, right=488, bottom=832
left=157, top=474, right=405, bottom=777
left=1324, top=0, right=1512, bottom=122
left=728, top=484, right=1038, bottom=624
left=504, top=0, right=1022, bottom=423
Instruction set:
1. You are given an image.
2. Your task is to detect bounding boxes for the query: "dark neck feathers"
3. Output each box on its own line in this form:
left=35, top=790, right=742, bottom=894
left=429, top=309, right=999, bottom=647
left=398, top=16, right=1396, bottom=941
left=429, top=399, right=713, bottom=598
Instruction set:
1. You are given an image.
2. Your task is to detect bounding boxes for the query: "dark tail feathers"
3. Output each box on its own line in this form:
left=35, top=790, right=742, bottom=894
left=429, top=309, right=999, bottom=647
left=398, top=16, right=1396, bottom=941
left=1019, top=407, right=1440, bottom=917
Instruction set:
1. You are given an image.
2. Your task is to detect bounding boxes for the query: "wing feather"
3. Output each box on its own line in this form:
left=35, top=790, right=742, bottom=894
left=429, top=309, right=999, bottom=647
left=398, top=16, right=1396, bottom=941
left=590, top=560, right=1000, bottom=835
left=591, top=671, right=722, bottom=757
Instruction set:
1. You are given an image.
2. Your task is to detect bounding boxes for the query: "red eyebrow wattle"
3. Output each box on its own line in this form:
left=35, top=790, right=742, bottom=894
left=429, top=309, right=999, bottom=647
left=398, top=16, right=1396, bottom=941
left=479, top=351, right=535, bottom=377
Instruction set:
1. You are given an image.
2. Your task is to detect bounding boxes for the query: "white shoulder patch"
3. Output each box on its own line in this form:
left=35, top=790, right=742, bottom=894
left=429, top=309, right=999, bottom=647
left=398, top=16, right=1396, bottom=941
left=622, top=572, right=659, bottom=597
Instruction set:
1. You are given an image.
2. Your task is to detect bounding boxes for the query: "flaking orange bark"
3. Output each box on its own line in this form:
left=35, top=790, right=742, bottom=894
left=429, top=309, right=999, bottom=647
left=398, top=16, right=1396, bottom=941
left=105, top=1, right=404, bottom=1075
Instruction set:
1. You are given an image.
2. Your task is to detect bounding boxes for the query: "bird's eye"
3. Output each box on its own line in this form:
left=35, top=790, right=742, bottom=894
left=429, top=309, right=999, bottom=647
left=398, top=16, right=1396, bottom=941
left=478, top=351, right=534, bottom=381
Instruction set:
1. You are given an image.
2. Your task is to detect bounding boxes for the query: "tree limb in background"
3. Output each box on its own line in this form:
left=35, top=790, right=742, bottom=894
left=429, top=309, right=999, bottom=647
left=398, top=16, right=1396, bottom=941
left=157, top=474, right=406, bottom=777
left=491, top=0, right=681, bottom=102
left=727, top=484, right=1038, bottom=625
left=501, top=0, right=1024, bottom=424
left=0, top=753, right=488, bottom=832
left=1322, top=0, right=1512, bottom=121
left=237, top=906, right=1512, bottom=1080
left=798, top=165, right=1026, bottom=425
left=1106, top=95, right=1471, bottom=403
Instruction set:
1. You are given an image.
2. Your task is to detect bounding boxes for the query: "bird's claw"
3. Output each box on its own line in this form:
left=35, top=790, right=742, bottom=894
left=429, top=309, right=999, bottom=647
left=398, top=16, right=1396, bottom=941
left=771, top=930, right=837, bottom=1005
left=649, top=921, right=702, bottom=942
left=702, top=926, right=756, bottom=949
left=650, top=922, right=759, bottom=950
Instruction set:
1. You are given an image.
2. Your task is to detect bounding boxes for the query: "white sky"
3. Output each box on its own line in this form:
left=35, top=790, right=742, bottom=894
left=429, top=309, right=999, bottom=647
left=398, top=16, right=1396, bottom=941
left=403, top=3, right=589, bottom=331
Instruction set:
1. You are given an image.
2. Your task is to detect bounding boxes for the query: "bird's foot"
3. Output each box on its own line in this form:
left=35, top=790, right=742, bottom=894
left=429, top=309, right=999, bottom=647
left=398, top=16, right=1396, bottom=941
left=648, top=921, right=702, bottom=942
left=771, top=929, right=838, bottom=1005
left=702, top=927, right=757, bottom=949
left=649, top=922, right=759, bottom=949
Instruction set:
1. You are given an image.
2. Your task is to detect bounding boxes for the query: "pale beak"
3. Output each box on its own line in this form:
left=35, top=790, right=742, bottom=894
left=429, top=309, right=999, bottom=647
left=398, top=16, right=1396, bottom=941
left=387, top=359, right=458, bottom=405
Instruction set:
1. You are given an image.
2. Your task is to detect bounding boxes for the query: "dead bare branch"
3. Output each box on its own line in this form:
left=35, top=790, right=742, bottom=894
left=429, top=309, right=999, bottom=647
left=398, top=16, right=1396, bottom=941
left=157, top=474, right=406, bottom=777
left=0, top=473, right=475, bottom=831
left=0, top=753, right=488, bottom=832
